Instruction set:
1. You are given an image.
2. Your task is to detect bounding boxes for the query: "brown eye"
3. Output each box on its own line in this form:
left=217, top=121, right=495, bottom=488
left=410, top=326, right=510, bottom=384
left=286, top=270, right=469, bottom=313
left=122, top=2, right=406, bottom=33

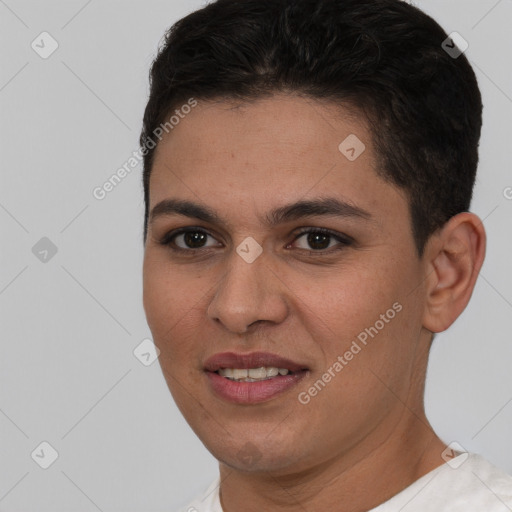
left=290, top=228, right=353, bottom=253
left=160, top=228, right=221, bottom=252
left=178, top=230, right=209, bottom=249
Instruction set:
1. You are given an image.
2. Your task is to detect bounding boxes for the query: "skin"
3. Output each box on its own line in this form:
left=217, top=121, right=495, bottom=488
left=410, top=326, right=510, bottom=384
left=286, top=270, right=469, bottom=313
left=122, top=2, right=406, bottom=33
left=142, top=94, right=486, bottom=511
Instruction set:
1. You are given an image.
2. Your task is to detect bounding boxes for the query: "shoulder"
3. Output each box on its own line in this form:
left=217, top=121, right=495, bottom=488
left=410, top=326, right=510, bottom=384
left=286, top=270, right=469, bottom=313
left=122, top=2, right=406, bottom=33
left=174, top=477, right=222, bottom=512
left=374, top=453, right=512, bottom=512
left=455, top=453, right=512, bottom=507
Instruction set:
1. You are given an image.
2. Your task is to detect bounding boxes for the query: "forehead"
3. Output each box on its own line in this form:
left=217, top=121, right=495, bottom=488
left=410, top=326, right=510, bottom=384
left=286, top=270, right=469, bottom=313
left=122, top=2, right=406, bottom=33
left=149, top=94, right=407, bottom=229
left=153, top=94, right=368, bottom=168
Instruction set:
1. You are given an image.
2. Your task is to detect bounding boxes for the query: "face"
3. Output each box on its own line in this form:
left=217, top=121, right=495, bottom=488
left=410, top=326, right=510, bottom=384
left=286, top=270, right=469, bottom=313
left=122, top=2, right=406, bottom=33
left=143, top=94, right=432, bottom=475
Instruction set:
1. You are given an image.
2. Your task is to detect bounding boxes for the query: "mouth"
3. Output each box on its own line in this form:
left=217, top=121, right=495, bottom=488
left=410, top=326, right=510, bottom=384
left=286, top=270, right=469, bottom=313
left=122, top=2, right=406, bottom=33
left=216, top=366, right=295, bottom=382
left=204, top=351, right=309, bottom=404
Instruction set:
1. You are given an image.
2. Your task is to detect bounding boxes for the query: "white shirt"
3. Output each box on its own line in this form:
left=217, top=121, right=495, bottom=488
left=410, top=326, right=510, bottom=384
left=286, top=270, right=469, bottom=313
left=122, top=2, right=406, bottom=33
left=177, top=453, right=512, bottom=511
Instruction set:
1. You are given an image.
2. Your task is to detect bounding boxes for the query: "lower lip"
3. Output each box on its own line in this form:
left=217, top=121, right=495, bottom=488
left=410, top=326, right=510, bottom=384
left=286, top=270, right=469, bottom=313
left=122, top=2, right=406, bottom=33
left=206, top=371, right=308, bottom=404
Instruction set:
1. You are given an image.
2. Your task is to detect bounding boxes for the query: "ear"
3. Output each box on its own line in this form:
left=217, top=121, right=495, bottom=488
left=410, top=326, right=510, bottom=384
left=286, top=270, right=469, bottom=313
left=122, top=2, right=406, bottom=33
left=422, top=212, right=486, bottom=333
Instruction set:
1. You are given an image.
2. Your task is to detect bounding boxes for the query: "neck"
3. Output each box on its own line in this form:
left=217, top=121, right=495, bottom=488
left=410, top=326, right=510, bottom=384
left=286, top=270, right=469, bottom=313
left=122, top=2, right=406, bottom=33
left=218, top=402, right=447, bottom=512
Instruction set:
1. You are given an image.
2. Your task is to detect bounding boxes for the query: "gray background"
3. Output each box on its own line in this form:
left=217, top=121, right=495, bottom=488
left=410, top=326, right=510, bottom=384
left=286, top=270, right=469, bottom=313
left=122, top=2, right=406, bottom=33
left=0, top=0, right=511, bottom=510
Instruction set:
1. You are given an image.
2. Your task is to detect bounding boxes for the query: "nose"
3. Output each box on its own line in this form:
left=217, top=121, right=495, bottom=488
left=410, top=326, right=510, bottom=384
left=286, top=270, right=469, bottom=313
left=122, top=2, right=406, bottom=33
left=207, top=248, right=289, bottom=334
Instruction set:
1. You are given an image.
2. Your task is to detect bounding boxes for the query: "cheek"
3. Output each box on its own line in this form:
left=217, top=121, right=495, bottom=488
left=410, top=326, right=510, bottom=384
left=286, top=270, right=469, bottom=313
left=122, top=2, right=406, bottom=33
left=292, top=271, right=417, bottom=447
left=142, top=257, right=203, bottom=353
left=298, top=256, right=420, bottom=377
left=143, top=259, right=209, bottom=415
left=298, top=263, right=400, bottom=337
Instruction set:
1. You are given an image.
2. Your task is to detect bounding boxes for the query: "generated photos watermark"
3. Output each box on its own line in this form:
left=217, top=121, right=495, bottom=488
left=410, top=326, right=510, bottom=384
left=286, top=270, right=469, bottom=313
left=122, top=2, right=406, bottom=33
left=92, top=98, right=198, bottom=201
left=298, top=301, right=403, bottom=405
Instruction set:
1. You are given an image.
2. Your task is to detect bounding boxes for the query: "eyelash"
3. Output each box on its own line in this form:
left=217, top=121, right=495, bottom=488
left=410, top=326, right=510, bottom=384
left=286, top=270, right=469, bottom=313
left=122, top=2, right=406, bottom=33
left=158, top=227, right=353, bottom=256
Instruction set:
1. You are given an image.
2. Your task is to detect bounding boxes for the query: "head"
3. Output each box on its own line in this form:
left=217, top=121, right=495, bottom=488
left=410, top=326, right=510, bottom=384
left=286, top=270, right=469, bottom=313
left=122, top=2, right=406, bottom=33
left=141, top=0, right=485, bottom=476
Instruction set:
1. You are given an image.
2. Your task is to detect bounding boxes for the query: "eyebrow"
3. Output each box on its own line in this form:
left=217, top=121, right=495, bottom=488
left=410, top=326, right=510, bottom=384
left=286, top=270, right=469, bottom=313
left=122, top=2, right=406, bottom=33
left=149, top=197, right=374, bottom=228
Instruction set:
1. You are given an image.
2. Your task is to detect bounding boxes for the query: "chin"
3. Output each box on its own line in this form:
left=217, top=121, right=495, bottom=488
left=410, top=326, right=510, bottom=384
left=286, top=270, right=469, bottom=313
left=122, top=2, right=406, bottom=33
left=219, top=451, right=297, bottom=474
left=204, top=435, right=306, bottom=474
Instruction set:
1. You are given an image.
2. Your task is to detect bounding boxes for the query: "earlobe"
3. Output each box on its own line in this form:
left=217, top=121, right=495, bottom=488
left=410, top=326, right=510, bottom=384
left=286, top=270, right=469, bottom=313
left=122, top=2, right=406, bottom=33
left=422, top=212, right=486, bottom=333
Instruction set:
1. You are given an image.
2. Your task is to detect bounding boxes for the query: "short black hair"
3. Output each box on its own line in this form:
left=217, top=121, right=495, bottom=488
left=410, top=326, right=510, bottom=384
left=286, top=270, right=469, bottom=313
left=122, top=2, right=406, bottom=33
left=140, top=0, right=483, bottom=257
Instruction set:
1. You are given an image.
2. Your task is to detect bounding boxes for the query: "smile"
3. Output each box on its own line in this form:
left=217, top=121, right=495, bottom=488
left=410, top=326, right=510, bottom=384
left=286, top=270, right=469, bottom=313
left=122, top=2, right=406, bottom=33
left=204, top=352, right=309, bottom=404
left=217, top=367, right=291, bottom=382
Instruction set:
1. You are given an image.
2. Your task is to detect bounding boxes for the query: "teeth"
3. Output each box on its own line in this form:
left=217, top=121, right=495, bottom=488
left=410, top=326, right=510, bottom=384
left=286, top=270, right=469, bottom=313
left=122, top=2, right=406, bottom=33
left=248, top=367, right=267, bottom=379
left=266, top=367, right=279, bottom=377
left=232, top=369, right=248, bottom=380
left=218, top=367, right=290, bottom=381
left=222, top=368, right=234, bottom=378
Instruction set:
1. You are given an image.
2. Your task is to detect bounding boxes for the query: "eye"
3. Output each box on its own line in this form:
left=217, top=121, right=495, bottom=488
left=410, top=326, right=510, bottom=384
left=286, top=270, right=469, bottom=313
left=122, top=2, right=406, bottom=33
left=159, top=227, right=353, bottom=255
left=159, top=227, right=220, bottom=252
left=289, top=228, right=353, bottom=253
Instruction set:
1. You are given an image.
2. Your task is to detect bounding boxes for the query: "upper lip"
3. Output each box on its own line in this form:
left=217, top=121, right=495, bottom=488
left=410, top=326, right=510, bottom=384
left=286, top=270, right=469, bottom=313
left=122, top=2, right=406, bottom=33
left=204, top=351, right=308, bottom=373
